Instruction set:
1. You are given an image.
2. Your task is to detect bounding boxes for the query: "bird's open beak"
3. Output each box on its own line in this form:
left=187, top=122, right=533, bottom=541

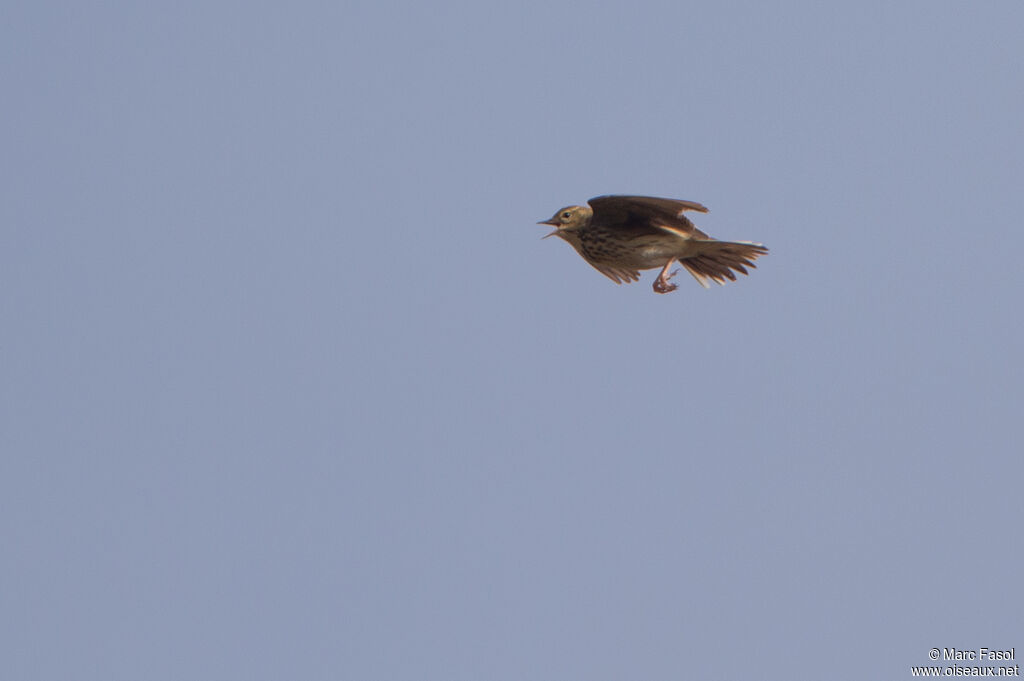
left=538, top=218, right=560, bottom=239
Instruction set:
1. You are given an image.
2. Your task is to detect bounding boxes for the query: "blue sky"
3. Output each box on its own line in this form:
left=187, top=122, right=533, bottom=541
left=3, top=2, right=1022, bottom=679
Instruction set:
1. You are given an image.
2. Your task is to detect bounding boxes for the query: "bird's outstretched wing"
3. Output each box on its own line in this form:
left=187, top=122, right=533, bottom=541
left=587, top=195, right=710, bottom=238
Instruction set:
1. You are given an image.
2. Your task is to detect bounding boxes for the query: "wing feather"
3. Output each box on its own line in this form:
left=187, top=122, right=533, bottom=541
left=592, top=263, right=641, bottom=285
left=587, top=195, right=709, bottom=236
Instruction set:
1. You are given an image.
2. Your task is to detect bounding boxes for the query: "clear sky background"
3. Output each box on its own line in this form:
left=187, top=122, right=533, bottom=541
left=3, top=2, right=1022, bottom=679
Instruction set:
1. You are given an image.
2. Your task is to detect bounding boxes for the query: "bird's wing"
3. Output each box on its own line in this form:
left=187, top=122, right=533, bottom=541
left=587, top=195, right=709, bottom=236
left=590, top=263, right=642, bottom=285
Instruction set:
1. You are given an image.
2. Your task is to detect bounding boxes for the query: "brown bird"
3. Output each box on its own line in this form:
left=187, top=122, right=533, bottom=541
left=539, top=195, right=768, bottom=294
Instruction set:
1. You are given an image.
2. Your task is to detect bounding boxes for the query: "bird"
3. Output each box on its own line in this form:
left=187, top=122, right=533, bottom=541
left=539, top=195, right=768, bottom=294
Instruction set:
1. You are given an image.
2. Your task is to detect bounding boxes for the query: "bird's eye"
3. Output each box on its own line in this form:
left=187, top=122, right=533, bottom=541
left=562, top=212, right=571, bottom=219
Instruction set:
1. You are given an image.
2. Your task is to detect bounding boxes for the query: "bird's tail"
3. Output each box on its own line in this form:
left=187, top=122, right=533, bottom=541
left=679, top=240, right=769, bottom=288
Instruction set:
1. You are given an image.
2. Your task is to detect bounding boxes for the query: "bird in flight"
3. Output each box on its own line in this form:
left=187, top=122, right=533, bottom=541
left=539, top=195, right=768, bottom=294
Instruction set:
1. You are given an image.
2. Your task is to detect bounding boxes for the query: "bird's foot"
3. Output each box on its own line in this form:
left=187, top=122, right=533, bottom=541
left=653, top=268, right=679, bottom=294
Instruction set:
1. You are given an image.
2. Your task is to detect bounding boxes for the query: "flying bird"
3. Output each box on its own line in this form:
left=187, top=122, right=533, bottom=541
left=539, top=195, right=768, bottom=294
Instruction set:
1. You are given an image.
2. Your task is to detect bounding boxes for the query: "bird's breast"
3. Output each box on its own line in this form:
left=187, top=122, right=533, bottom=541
left=580, top=230, right=688, bottom=269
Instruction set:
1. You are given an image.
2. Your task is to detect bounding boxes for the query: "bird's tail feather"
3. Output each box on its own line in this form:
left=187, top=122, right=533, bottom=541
left=680, top=240, right=769, bottom=288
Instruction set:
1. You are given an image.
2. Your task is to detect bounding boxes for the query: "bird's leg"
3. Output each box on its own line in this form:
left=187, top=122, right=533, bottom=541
left=652, top=259, right=679, bottom=294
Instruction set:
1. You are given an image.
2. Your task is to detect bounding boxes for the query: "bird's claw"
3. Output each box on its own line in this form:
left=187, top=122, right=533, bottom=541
left=653, top=269, right=679, bottom=294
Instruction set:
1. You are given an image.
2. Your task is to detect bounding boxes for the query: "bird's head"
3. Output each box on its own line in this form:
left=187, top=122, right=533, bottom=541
left=538, top=204, right=592, bottom=240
